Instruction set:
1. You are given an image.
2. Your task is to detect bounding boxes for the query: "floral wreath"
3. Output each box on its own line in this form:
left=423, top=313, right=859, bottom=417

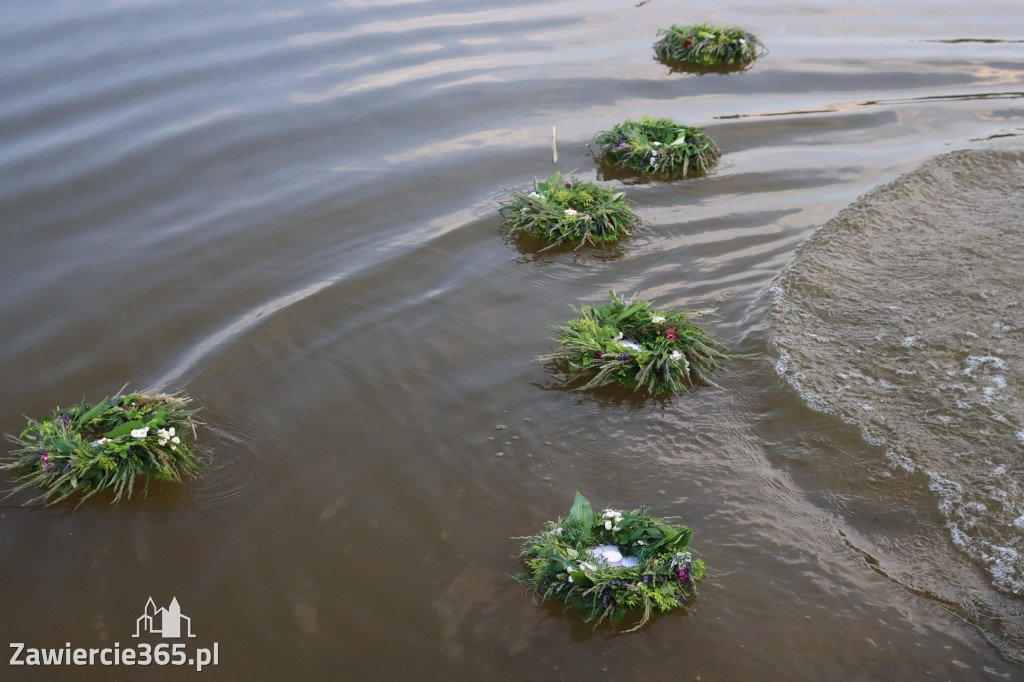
left=515, top=491, right=705, bottom=631
left=540, top=290, right=729, bottom=395
left=499, top=171, right=641, bottom=249
left=593, top=116, right=720, bottom=177
left=2, top=389, right=200, bottom=505
left=653, top=24, right=766, bottom=68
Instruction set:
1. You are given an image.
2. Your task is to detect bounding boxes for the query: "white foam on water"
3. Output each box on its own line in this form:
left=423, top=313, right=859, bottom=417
left=886, top=449, right=915, bottom=472
left=771, top=150, right=1024, bottom=597
left=964, top=355, right=1008, bottom=375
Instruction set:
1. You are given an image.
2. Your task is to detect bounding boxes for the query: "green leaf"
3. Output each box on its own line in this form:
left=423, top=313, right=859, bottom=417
left=76, top=398, right=111, bottom=427
left=145, top=410, right=167, bottom=427
left=568, top=491, right=594, bottom=530
left=610, top=607, right=628, bottom=626
left=103, top=420, right=146, bottom=439
left=568, top=571, right=594, bottom=587
left=651, top=527, right=693, bottom=552
left=610, top=301, right=647, bottom=325
left=673, top=527, right=694, bottom=549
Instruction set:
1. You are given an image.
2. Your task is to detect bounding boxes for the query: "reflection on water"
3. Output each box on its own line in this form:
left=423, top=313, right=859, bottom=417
left=1, top=0, right=1023, bottom=679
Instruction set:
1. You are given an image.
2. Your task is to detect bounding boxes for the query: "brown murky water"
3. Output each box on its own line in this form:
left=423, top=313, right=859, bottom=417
left=1, top=1, right=1022, bottom=680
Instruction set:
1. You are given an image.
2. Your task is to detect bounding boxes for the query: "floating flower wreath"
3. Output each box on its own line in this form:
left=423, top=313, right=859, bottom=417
left=593, top=116, right=720, bottom=177
left=499, top=171, right=641, bottom=249
left=540, top=291, right=729, bottom=395
left=515, top=491, right=705, bottom=631
left=653, top=24, right=766, bottom=68
left=2, top=390, right=200, bottom=505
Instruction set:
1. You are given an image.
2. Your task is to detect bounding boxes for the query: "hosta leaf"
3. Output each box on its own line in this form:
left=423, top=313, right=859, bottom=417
left=568, top=490, right=594, bottom=531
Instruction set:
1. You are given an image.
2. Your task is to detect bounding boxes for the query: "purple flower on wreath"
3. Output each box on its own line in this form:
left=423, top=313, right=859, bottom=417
left=616, top=142, right=628, bottom=148
left=61, top=461, right=72, bottom=475
left=59, top=412, right=71, bottom=428
left=564, top=181, right=572, bottom=188
left=594, top=352, right=604, bottom=360
left=637, top=504, right=650, bottom=511
left=40, top=452, right=51, bottom=469
left=666, top=330, right=679, bottom=341
left=676, top=565, right=692, bottom=585
left=616, top=352, right=630, bottom=361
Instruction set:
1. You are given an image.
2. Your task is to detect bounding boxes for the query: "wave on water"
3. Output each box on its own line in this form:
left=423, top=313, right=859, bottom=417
left=771, top=148, right=1024, bottom=595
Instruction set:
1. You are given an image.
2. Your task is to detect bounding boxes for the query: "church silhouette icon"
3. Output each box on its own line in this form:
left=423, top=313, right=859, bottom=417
left=133, top=597, right=196, bottom=638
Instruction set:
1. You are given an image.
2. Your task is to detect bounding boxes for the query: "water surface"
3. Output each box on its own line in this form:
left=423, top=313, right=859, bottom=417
left=1, top=1, right=1022, bottom=679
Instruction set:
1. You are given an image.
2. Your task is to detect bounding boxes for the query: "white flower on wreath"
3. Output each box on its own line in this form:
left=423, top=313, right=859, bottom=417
left=671, top=351, right=690, bottom=373
left=602, top=509, right=623, bottom=531
left=652, top=141, right=662, bottom=147
left=528, top=191, right=540, bottom=198
left=93, top=437, right=112, bottom=446
left=651, top=315, right=666, bottom=324
left=650, top=150, right=658, bottom=157
left=564, top=208, right=578, bottom=216
left=130, top=426, right=149, bottom=439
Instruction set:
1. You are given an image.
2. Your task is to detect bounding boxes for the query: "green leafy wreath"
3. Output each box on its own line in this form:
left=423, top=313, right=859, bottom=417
left=3, top=389, right=200, bottom=505
left=499, top=171, right=641, bottom=249
left=540, top=291, right=729, bottom=395
left=593, top=116, right=720, bottom=177
left=654, top=24, right=766, bottom=67
left=515, top=491, right=705, bottom=631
